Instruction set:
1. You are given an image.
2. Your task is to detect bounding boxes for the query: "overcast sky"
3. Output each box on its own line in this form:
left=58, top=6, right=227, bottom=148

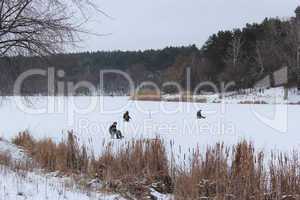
left=77, top=0, right=299, bottom=52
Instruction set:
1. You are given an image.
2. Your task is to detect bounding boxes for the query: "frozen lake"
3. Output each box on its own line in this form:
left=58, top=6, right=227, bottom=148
left=0, top=96, right=299, bottom=156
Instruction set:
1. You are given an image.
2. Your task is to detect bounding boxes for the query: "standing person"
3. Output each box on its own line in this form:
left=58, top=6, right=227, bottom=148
left=123, top=111, right=131, bottom=122
left=197, top=110, right=206, bottom=119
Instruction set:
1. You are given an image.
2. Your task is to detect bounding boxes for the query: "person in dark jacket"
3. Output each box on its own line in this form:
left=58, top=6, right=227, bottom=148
left=109, top=122, right=123, bottom=139
left=197, top=110, right=206, bottom=119
left=109, top=122, right=117, bottom=138
left=123, top=111, right=131, bottom=122
left=109, top=122, right=124, bottom=139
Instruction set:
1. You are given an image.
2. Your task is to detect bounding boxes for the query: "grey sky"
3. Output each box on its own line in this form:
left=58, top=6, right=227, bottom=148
left=77, top=0, right=299, bottom=52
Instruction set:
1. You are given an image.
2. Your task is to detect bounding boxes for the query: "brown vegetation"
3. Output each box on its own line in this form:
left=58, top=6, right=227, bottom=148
left=13, top=131, right=92, bottom=174
left=174, top=142, right=300, bottom=200
left=131, top=89, right=162, bottom=101
left=0, top=152, right=11, bottom=166
left=239, top=100, right=268, bottom=104
left=9, top=132, right=300, bottom=200
left=131, top=94, right=162, bottom=101
left=132, top=91, right=208, bottom=103
left=12, top=131, right=172, bottom=198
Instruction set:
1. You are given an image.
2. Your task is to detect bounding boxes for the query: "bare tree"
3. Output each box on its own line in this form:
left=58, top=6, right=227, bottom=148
left=0, top=0, right=101, bottom=56
left=255, top=42, right=264, bottom=76
left=222, top=34, right=244, bottom=83
left=230, top=35, right=243, bottom=69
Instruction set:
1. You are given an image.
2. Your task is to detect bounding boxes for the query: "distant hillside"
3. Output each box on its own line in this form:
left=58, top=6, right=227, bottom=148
left=0, top=17, right=298, bottom=95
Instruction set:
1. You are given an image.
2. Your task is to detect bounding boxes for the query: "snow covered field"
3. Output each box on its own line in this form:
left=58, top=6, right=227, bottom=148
left=0, top=88, right=299, bottom=200
left=0, top=89, right=299, bottom=157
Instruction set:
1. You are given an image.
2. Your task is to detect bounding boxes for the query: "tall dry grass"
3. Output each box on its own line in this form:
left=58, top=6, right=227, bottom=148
left=12, top=131, right=89, bottom=174
left=12, top=132, right=172, bottom=195
left=174, top=141, right=300, bottom=200
left=0, top=152, right=11, bottom=166
left=91, top=139, right=173, bottom=193
left=10, top=132, right=300, bottom=199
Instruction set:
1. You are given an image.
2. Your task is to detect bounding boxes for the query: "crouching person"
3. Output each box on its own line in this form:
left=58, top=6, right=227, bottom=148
left=109, top=122, right=123, bottom=139
left=116, top=130, right=123, bottom=139
left=197, top=110, right=206, bottom=119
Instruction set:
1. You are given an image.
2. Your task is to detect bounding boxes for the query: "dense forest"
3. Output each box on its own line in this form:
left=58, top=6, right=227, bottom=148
left=0, top=17, right=298, bottom=95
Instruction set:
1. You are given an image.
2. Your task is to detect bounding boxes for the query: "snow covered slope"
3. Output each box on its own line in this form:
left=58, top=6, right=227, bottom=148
left=0, top=139, right=29, bottom=162
left=0, top=140, right=127, bottom=200
left=0, top=140, right=172, bottom=200
left=0, top=166, right=125, bottom=200
left=164, top=87, right=300, bottom=104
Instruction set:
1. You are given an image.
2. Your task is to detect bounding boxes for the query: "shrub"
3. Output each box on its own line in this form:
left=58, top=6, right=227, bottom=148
left=12, top=132, right=172, bottom=194
left=12, top=131, right=35, bottom=152
left=11, top=132, right=300, bottom=199
left=0, top=152, right=11, bottom=166
left=174, top=141, right=300, bottom=200
left=12, top=131, right=89, bottom=174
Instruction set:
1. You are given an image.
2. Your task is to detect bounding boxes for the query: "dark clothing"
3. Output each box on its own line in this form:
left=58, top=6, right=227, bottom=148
left=109, top=124, right=117, bottom=135
left=116, top=130, right=123, bottom=139
left=109, top=124, right=123, bottom=139
left=123, top=112, right=131, bottom=122
left=197, top=111, right=206, bottom=119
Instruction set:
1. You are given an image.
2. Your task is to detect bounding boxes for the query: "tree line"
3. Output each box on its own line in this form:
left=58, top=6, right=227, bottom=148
left=1, top=17, right=298, bottom=95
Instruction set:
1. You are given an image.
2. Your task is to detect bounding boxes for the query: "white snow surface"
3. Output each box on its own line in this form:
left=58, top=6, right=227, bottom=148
left=0, top=166, right=125, bottom=200
left=0, top=139, right=126, bottom=200
left=0, top=140, right=170, bottom=200
left=0, top=139, right=28, bottom=161
left=0, top=87, right=299, bottom=158
left=0, top=87, right=299, bottom=200
left=150, top=188, right=174, bottom=200
left=164, top=87, right=300, bottom=104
